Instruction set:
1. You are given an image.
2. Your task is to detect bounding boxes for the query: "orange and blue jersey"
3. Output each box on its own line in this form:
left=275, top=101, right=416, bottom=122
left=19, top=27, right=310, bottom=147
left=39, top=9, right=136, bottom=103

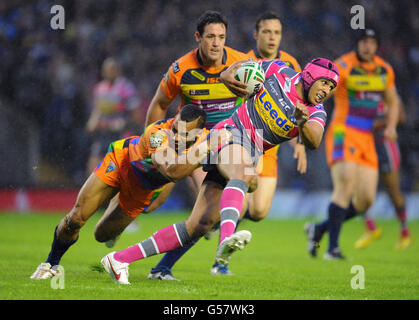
left=159, top=47, right=251, bottom=129
left=94, top=118, right=208, bottom=217
left=332, top=51, right=395, bottom=132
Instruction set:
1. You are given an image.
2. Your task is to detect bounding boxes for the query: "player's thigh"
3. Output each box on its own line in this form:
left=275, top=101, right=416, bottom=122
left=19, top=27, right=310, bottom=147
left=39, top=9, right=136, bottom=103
left=94, top=194, right=135, bottom=242
left=73, top=173, right=118, bottom=222
left=330, top=161, right=358, bottom=207
left=248, top=176, right=277, bottom=220
left=185, top=180, right=224, bottom=238
left=381, top=170, right=401, bottom=193
left=217, top=144, right=258, bottom=190
left=352, top=165, right=378, bottom=211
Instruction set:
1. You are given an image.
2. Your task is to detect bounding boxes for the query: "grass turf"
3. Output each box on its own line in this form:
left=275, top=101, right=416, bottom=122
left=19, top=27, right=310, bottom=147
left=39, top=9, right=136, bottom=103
left=0, top=211, right=418, bottom=300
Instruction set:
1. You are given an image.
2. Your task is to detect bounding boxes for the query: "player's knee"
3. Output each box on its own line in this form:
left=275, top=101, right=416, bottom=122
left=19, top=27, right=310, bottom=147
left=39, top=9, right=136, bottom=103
left=353, top=196, right=375, bottom=213
left=247, top=175, right=258, bottom=193
left=248, top=208, right=268, bottom=221
left=60, top=210, right=86, bottom=237
left=93, top=225, right=108, bottom=243
left=234, top=172, right=257, bottom=193
left=190, top=216, right=217, bottom=239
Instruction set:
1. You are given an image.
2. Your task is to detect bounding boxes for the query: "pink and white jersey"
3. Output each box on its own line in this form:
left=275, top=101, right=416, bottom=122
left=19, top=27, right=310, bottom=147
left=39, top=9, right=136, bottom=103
left=231, top=60, right=327, bottom=152
left=92, top=76, right=140, bottom=131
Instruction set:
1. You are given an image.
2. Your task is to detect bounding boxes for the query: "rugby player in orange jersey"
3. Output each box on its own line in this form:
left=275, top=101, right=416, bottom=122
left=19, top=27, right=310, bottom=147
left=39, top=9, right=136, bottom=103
left=305, top=28, right=400, bottom=259
left=30, top=105, right=229, bottom=280
left=357, top=97, right=411, bottom=250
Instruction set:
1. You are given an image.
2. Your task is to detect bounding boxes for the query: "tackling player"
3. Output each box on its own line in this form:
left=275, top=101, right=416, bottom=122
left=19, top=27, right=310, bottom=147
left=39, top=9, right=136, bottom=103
left=30, top=105, right=223, bottom=279
left=100, top=58, right=339, bottom=285
left=305, top=28, right=399, bottom=259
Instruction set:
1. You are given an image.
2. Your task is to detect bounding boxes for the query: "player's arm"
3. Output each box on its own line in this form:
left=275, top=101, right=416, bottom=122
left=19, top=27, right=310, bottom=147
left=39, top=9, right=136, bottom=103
left=288, top=138, right=307, bottom=174
left=294, top=101, right=324, bottom=150
left=153, top=145, right=208, bottom=182
left=397, top=96, right=406, bottom=124
left=145, top=86, right=174, bottom=126
left=152, top=129, right=230, bottom=182
left=143, top=182, right=175, bottom=213
left=86, top=107, right=100, bottom=133
left=383, top=86, right=399, bottom=141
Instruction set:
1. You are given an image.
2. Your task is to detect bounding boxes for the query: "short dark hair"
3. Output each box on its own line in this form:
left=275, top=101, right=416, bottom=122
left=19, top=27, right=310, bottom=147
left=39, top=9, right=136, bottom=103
left=196, top=10, right=228, bottom=36
left=179, top=104, right=207, bottom=129
left=255, top=11, right=281, bottom=32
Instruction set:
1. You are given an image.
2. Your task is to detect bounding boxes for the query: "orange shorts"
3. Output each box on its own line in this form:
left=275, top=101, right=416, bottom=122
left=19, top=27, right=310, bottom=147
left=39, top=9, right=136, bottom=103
left=256, top=145, right=279, bottom=177
left=94, top=138, right=165, bottom=218
left=325, top=123, right=378, bottom=169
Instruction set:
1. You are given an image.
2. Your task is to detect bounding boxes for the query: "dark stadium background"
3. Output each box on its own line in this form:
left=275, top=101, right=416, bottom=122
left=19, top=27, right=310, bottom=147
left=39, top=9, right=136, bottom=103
left=0, top=0, right=418, bottom=216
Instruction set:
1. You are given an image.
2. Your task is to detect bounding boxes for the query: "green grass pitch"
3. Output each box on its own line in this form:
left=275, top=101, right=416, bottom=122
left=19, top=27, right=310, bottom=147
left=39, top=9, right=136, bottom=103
left=0, top=211, right=418, bottom=300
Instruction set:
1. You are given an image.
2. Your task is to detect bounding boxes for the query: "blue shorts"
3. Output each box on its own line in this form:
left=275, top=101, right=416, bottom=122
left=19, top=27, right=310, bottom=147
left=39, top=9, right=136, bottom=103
left=374, top=132, right=401, bottom=173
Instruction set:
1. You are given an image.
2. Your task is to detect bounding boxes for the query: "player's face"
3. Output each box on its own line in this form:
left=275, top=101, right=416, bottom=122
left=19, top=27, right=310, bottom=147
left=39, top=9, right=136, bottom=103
left=254, top=19, right=282, bottom=59
left=357, top=37, right=378, bottom=62
left=172, top=117, right=203, bottom=152
left=195, top=23, right=226, bottom=64
left=308, top=79, right=336, bottom=104
left=102, top=60, right=120, bottom=81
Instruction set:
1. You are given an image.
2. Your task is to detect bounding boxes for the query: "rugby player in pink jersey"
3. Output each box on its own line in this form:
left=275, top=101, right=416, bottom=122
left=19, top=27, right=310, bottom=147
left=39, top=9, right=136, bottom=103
left=101, top=58, right=339, bottom=284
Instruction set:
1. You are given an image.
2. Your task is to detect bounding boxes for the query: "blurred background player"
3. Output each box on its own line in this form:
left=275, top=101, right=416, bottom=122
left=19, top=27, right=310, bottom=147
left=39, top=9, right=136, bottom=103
left=145, top=10, right=250, bottom=280
left=356, top=97, right=411, bottom=250
left=86, top=57, right=141, bottom=233
left=305, top=28, right=399, bottom=259
left=30, top=105, right=209, bottom=279
left=86, top=57, right=141, bottom=175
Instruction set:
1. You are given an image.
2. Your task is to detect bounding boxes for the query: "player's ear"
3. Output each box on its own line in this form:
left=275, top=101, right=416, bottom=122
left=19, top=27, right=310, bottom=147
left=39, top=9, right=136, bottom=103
left=253, top=30, right=258, bottom=41
left=194, top=31, right=201, bottom=43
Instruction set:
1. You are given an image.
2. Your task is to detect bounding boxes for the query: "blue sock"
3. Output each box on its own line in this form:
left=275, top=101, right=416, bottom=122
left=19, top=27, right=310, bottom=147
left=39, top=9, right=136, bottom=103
left=327, top=202, right=348, bottom=252
left=315, top=219, right=329, bottom=241
left=46, top=226, right=78, bottom=266
left=344, top=201, right=358, bottom=221
left=152, top=238, right=198, bottom=272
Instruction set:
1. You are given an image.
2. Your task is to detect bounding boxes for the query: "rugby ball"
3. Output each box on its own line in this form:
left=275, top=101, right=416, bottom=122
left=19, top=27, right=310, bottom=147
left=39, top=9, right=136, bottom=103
left=234, top=61, right=265, bottom=96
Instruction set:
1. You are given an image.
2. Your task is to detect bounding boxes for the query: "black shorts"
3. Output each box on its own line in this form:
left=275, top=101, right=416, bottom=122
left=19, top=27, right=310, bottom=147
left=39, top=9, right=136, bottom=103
left=202, top=165, right=227, bottom=189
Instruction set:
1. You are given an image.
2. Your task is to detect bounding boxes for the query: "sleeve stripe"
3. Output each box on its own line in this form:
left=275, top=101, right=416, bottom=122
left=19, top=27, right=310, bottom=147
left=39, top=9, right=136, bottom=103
left=307, top=118, right=325, bottom=130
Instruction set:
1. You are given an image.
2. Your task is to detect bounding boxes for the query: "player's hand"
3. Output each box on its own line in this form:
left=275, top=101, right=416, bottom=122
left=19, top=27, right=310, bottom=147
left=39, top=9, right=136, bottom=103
left=383, top=126, right=397, bottom=141
left=220, top=60, right=250, bottom=98
left=294, top=101, right=309, bottom=126
left=207, top=128, right=232, bottom=152
left=294, top=143, right=307, bottom=174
